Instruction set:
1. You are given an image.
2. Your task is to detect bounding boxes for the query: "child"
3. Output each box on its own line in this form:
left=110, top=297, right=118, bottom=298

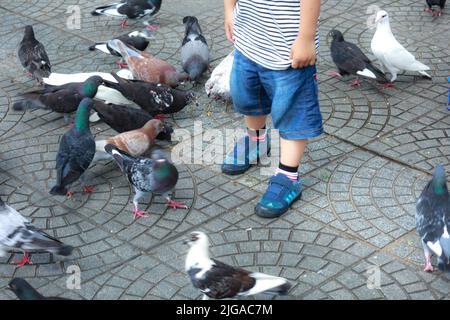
left=222, top=0, right=323, bottom=218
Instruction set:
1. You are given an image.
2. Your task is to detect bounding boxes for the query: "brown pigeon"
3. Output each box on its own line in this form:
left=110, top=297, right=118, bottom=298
left=95, top=119, right=166, bottom=158
left=109, top=39, right=188, bottom=87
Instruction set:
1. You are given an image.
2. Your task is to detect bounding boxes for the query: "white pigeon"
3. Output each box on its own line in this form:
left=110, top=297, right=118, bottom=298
left=184, top=231, right=291, bottom=300
left=371, top=10, right=432, bottom=83
left=43, top=69, right=135, bottom=106
left=0, top=197, right=73, bottom=266
left=205, top=51, right=234, bottom=102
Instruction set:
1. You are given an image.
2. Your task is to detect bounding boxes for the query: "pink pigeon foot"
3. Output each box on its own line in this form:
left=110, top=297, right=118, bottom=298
left=382, top=82, right=395, bottom=89
left=424, top=7, right=433, bottom=13
left=82, top=185, right=94, bottom=194
left=154, top=114, right=167, bottom=120
left=166, top=199, right=188, bottom=210
left=132, top=205, right=148, bottom=220
left=423, top=262, right=435, bottom=272
left=120, top=19, right=129, bottom=28
left=433, top=10, right=443, bottom=16
left=15, top=252, right=32, bottom=267
left=24, top=71, right=33, bottom=78
left=349, top=79, right=361, bottom=87
left=327, top=71, right=342, bottom=78
left=145, top=24, right=160, bottom=31
left=116, top=60, right=128, bottom=69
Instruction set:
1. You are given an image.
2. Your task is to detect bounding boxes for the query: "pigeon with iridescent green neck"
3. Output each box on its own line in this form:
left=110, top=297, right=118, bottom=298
left=13, top=76, right=103, bottom=122
left=50, top=98, right=96, bottom=197
left=416, top=165, right=450, bottom=272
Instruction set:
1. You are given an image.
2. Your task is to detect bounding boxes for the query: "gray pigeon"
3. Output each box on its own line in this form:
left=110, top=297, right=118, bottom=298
left=0, top=197, right=73, bottom=266
left=50, top=98, right=96, bottom=197
left=105, top=145, right=187, bottom=219
left=181, top=16, right=210, bottom=82
left=18, top=25, right=51, bottom=84
left=184, top=231, right=291, bottom=300
left=416, top=165, right=450, bottom=272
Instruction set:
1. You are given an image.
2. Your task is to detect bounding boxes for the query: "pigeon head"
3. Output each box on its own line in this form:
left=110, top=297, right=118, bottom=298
left=184, top=231, right=209, bottom=248
left=375, top=10, right=389, bottom=24
left=23, top=25, right=35, bottom=40
left=75, top=98, right=94, bottom=130
left=143, top=119, right=165, bottom=135
left=82, top=76, right=103, bottom=98
left=330, top=30, right=344, bottom=42
left=8, top=278, right=43, bottom=300
left=431, top=165, right=448, bottom=195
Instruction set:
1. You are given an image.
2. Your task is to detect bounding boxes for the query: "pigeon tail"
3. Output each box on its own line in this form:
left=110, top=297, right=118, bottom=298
left=13, top=99, right=48, bottom=111
left=49, top=185, right=68, bottom=196
left=57, top=244, right=73, bottom=256
left=418, top=70, right=432, bottom=79
left=109, top=39, right=141, bottom=61
left=262, top=282, right=292, bottom=296
left=245, top=273, right=291, bottom=296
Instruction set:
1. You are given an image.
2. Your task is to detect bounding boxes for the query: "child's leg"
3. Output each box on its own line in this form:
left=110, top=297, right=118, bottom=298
left=280, top=139, right=308, bottom=167
left=255, top=64, right=323, bottom=219
left=245, top=115, right=267, bottom=130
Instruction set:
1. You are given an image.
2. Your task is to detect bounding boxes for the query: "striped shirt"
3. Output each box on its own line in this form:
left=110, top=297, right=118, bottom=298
left=233, top=0, right=320, bottom=70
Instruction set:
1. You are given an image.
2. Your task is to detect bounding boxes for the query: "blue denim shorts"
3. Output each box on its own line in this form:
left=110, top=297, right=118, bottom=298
left=230, top=50, right=324, bottom=140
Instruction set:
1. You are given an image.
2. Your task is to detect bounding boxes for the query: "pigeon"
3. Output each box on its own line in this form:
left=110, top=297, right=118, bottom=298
left=43, top=71, right=134, bottom=106
left=424, top=0, right=446, bottom=16
left=181, top=16, right=210, bottom=82
left=329, top=29, right=388, bottom=87
left=0, top=197, right=73, bottom=267
left=184, top=231, right=292, bottom=300
left=91, top=0, right=162, bottom=29
left=416, top=165, right=450, bottom=272
left=89, top=30, right=153, bottom=68
left=205, top=51, right=234, bottom=101
left=94, top=119, right=168, bottom=161
left=103, top=72, right=195, bottom=116
left=105, top=145, right=187, bottom=219
left=8, top=278, right=71, bottom=300
left=371, top=10, right=432, bottom=84
left=50, top=98, right=96, bottom=197
left=109, top=39, right=188, bottom=87
left=92, top=100, right=173, bottom=141
left=13, top=76, right=104, bottom=122
left=18, top=25, right=51, bottom=84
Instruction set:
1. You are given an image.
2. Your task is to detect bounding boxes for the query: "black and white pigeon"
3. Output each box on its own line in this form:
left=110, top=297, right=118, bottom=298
left=103, top=72, right=196, bottom=116
left=424, top=0, right=446, bottom=16
left=184, top=231, right=292, bottom=300
left=13, top=76, right=103, bottom=123
left=8, top=278, right=71, bottom=300
left=18, top=25, right=51, bottom=84
left=329, top=29, right=388, bottom=87
left=181, top=16, right=210, bottom=82
left=92, top=100, right=173, bottom=141
left=371, top=10, right=432, bottom=84
left=104, top=145, right=187, bottom=219
left=89, top=30, right=153, bottom=68
left=416, top=165, right=450, bottom=273
left=0, top=197, right=73, bottom=266
left=50, top=98, right=96, bottom=197
left=91, top=0, right=162, bottom=29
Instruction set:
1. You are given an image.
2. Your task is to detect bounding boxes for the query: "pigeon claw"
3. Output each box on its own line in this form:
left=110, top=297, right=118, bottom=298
left=166, top=199, right=188, bottom=210
left=382, top=82, right=395, bottom=89
left=424, top=7, right=433, bottom=13
left=423, top=263, right=435, bottom=272
left=327, top=71, right=342, bottom=78
left=154, top=114, right=167, bottom=120
left=15, top=252, right=32, bottom=267
left=120, top=19, right=129, bottom=28
left=116, top=60, right=128, bottom=69
left=133, top=209, right=148, bottom=220
left=82, top=185, right=95, bottom=194
left=349, top=79, right=361, bottom=87
left=145, top=24, right=160, bottom=31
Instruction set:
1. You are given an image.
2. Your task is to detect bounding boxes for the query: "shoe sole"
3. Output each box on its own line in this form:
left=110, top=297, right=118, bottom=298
left=255, top=192, right=302, bottom=219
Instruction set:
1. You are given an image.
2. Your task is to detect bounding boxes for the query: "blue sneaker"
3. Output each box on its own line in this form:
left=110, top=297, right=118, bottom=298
left=255, top=174, right=302, bottom=218
left=221, top=131, right=270, bottom=176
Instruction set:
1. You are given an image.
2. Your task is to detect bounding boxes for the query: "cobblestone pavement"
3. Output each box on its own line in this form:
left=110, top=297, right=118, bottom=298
left=0, top=0, right=449, bottom=300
